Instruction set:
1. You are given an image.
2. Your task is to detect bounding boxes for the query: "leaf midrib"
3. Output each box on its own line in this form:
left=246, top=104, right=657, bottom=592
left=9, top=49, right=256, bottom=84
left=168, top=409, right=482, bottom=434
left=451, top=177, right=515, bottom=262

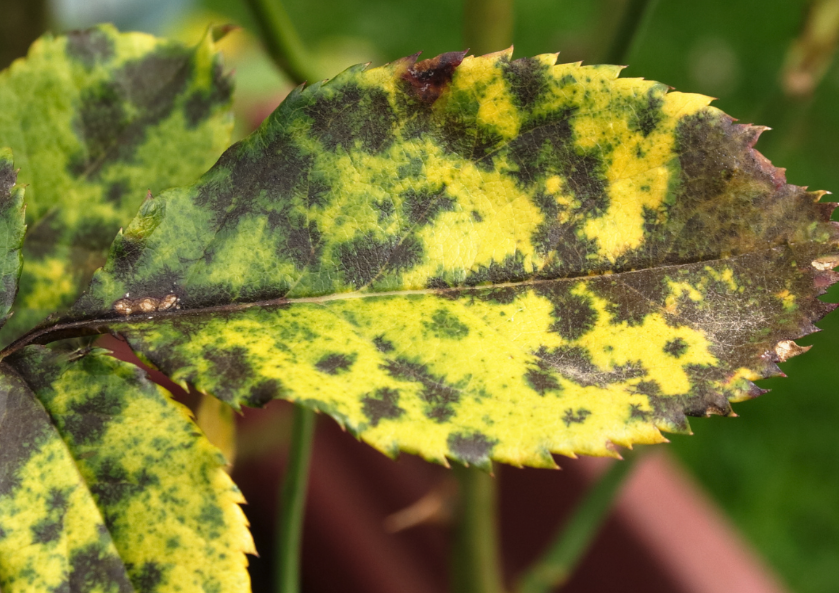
left=2, top=242, right=826, bottom=359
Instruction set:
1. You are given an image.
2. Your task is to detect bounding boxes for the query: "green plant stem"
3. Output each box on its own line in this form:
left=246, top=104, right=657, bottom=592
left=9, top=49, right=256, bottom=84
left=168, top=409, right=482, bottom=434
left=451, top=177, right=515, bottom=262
left=463, top=0, right=514, bottom=56
left=451, top=465, right=506, bottom=593
left=603, top=0, right=659, bottom=65
left=516, top=455, right=639, bottom=593
left=275, top=405, right=316, bottom=593
left=241, top=0, right=317, bottom=84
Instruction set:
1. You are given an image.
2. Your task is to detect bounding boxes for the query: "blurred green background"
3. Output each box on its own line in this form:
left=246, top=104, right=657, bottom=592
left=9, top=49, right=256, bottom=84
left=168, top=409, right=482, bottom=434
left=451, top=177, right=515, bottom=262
left=3, top=0, right=838, bottom=591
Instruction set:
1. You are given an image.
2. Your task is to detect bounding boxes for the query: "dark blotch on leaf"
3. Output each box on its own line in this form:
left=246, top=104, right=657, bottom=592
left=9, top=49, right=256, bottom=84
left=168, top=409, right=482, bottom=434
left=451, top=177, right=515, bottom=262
left=402, top=186, right=456, bottom=226
left=464, top=253, right=528, bottom=286
left=534, top=283, right=597, bottom=341
left=205, top=346, right=252, bottom=386
left=383, top=358, right=461, bottom=422
left=184, top=63, right=233, bottom=128
left=630, top=88, right=664, bottom=137
left=448, top=432, right=497, bottom=467
left=501, top=56, right=550, bottom=109
left=31, top=516, right=63, bottom=544
left=563, top=408, right=591, bottom=426
left=402, top=51, right=467, bottom=103
left=315, top=353, right=356, bottom=375
left=63, top=388, right=126, bottom=445
left=66, top=27, right=115, bottom=67
left=305, top=83, right=396, bottom=154
left=335, top=233, right=423, bottom=288
left=525, top=367, right=562, bottom=395
left=247, top=379, right=285, bottom=407
left=664, top=337, right=689, bottom=358
left=373, top=335, right=395, bottom=353
left=69, top=544, right=133, bottom=593
left=361, top=388, right=404, bottom=427
left=133, top=561, right=165, bottom=593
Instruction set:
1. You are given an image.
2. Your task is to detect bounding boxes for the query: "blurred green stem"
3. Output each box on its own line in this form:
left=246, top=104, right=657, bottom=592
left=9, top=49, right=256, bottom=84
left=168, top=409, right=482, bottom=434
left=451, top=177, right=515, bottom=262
left=453, top=8, right=514, bottom=592
left=241, top=0, right=318, bottom=84
left=463, top=0, right=514, bottom=55
left=516, top=455, right=639, bottom=593
left=275, top=405, right=316, bottom=593
left=452, top=465, right=506, bottom=593
left=604, top=0, right=660, bottom=64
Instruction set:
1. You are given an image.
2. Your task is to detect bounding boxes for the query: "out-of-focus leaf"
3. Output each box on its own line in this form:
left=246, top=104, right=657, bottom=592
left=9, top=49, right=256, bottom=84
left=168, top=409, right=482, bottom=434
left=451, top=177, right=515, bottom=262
left=0, top=149, right=26, bottom=325
left=783, top=0, right=839, bottom=98
left=23, top=49, right=839, bottom=468
left=0, top=347, right=253, bottom=592
left=0, top=24, right=234, bottom=345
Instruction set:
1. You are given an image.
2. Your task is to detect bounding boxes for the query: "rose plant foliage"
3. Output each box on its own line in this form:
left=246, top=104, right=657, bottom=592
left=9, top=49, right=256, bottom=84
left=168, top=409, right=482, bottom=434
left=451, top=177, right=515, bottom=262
left=0, top=25, right=837, bottom=592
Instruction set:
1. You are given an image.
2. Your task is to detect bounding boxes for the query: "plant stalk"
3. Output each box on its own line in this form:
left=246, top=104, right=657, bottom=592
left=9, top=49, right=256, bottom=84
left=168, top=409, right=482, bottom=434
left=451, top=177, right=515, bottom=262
left=451, top=465, right=506, bottom=593
left=241, top=0, right=317, bottom=84
left=603, top=0, right=660, bottom=65
left=275, top=405, right=316, bottom=593
left=516, top=455, right=639, bottom=593
left=463, top=0, right=514, bottom=56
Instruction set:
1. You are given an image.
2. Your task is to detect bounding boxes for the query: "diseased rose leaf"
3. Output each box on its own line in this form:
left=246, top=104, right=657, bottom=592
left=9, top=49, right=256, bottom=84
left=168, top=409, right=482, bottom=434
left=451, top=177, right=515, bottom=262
left=0, top=347, right=253, bottom=592
left=31, top=49, right=839, bottom=467
left=0, top=24, right=234, bottom=346
left=0, top=149, right=26, bottom=325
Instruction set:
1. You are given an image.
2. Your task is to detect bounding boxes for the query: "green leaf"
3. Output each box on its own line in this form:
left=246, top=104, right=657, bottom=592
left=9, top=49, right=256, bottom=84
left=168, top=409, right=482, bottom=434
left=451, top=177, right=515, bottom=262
left=24, top=50, right=839, bottom=467
left=0, top=149, right=26, bottom=325
left=0, top=347, right=253, bottom=592
left=0, top=24, right=234, bottom=345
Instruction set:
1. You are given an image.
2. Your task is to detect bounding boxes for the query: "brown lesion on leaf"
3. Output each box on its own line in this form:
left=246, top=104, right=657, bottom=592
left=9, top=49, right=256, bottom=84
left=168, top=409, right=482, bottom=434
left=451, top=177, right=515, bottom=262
left=113, top=293, right=178, bottom=316
left=401, top=51, right=468, bottom=104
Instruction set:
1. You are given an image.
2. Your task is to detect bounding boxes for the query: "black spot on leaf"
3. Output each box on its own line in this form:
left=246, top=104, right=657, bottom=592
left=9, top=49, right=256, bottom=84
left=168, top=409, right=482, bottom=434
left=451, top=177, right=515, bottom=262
left=315, top=353, right=356, bottom=375
left=31, top=516, right=63, bottom=544
left=501, top=56, right=550, bottom=109
left=534, top=283, right=597, bottom=341
left=66, top=27, right=115, bottom=67
left=133, top=561, right=165, bottom=592
left=464, top=253, right=528, bottom=286
left=382, top=358, right=461, bottom=422
left=69, top=543, right=133, bottom=593
left=373, top=335, right=395, bottom=353
left=246, top=379, right=285, bottom=407
left=335, top=233, right=423, bottom=288
left=402, top=186, right=456, bottom=225
left=525, top=367, right=562, bottom=395
left=305, top=84, right=397, bottom=154
left=448, top=432, right=497, bottom=467
left=361, top=388, right=404, bottom=426
left=664, top=337, right=689, bottom=358
left=63, top=388, right=126, bottom=445
left=630, top=88, right=665, bottom=137
left=184, top=63, right=233, bottom=128
left=205, top=346, right=252, bottom=385
left=563, top=408, right=591, bottom=426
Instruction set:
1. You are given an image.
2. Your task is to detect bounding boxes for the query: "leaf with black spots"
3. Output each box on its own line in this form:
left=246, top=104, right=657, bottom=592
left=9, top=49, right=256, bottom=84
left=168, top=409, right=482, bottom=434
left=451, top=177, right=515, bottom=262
left=0, top=347, right=253, bottom=592
left=0, top=24, right=234, bottom=346
left=14, top=49, right=839, bottom=468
